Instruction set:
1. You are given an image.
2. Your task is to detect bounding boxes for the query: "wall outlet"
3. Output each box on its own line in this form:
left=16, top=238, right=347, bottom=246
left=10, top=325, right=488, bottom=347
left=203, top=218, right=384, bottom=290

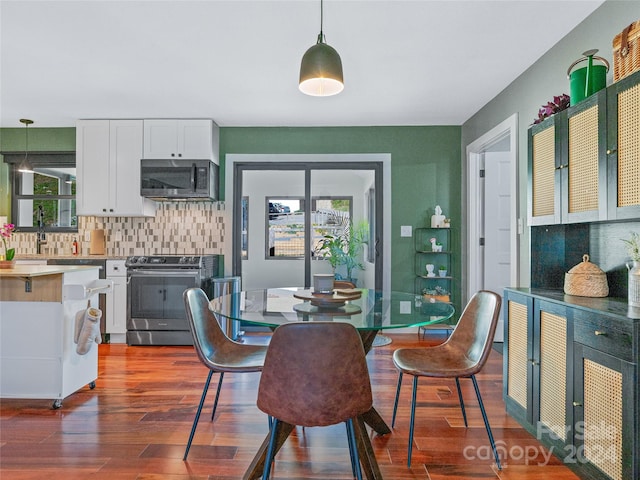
left=84, top=230, right=91, bottom=241
left=400, top=225, right=412, bottom=237
left=399, top=300, right=411, bottom=314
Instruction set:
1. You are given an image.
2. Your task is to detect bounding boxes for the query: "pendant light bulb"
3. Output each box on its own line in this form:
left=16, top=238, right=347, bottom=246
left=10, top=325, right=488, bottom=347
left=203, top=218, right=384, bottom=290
left=299, top=0, right=343, bottom=96
left=18, top=119, right=34, bottom=173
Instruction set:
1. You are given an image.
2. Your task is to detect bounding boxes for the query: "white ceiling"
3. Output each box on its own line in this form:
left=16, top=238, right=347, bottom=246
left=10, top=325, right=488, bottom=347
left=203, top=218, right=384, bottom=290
left=0, top=0, right=604, bottom=128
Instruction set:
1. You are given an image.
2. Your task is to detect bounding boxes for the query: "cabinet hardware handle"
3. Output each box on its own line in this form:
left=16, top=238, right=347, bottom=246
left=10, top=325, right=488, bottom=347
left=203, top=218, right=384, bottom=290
left=606, top=148, right=617, bottom=155
left=530, top=360, right=539, bottom=366
left=572, top=401, right=583, bottom=407
left=594, top=330, right=607, bottom=336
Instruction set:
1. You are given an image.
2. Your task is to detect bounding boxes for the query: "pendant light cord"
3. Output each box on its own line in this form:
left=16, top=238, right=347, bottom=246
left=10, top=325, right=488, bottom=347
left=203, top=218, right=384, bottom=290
left=317, top=0, right=324, bottom=44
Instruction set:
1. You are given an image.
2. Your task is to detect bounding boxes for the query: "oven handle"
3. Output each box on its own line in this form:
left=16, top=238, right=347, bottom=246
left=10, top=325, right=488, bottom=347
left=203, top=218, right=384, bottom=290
left=127, top=269, right=201, bottom=278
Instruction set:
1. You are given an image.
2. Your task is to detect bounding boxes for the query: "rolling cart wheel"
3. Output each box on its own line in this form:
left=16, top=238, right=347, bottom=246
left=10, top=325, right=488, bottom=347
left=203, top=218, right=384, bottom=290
left=52, top=399, right=62, bottom=409
left=89, top=381, right=96, bottom=389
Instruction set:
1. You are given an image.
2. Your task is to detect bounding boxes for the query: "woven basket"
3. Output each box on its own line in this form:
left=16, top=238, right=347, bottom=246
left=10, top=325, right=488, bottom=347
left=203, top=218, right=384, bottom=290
left=564, top=254, right=609, bottom=297
left=613, top=20, right=640, bottom=82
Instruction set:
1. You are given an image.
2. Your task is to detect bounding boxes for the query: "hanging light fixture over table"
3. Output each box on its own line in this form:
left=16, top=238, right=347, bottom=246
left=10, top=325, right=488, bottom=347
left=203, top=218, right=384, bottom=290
left=18, top=118, right=34, bottom=173
left=299, top=0, right=343, bottom=96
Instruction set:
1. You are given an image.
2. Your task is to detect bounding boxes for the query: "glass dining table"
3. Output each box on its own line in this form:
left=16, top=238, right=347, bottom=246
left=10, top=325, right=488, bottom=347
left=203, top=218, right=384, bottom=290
left=208, top=287, right=455, bottom=480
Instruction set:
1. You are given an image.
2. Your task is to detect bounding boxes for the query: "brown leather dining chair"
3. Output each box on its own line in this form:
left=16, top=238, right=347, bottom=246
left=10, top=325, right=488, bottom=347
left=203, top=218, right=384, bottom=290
left=182, top=287, right=268, bottom=460
left=254, top=322, right=378, bottom=480
left=391, top=290, right=502, bottom=469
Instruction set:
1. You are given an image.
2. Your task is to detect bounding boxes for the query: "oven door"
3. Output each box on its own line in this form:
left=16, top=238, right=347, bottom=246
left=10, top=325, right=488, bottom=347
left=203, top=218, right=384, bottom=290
left=127, top=269, right=201, bottom=329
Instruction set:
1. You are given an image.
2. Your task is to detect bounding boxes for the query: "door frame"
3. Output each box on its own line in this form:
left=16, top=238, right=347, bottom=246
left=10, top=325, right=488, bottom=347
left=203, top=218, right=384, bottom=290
left=465, top=114, right=520, bottom=301
left=225, top=154, right=391, bottom=292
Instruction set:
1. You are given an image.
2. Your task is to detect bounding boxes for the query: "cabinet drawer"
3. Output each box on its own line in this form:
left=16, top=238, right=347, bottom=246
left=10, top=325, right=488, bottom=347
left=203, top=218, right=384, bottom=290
left=573, top=310, right=634, bottom=362
left=106, top=260, right=127, bottom=277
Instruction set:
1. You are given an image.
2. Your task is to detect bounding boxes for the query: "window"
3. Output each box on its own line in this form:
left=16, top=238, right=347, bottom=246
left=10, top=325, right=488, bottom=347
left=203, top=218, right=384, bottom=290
left=266, top=197, right=304, bottom=258
left=264, top=196, right=352, bottom=260
left=5, top=153, right=77, bottom=232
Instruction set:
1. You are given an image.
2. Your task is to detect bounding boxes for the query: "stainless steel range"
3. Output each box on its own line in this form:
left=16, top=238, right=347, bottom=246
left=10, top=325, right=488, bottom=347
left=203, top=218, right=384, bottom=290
left=126, top=255, right=220, bottom=345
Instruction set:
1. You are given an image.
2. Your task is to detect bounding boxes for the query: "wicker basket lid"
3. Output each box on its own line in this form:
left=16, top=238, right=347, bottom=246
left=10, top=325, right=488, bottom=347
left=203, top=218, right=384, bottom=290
left=567, top=254, right=605, bottom=275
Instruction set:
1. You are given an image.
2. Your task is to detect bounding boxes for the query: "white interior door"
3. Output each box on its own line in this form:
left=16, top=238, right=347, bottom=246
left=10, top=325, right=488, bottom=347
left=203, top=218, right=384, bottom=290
left=483, top=151, right=512, bottom=342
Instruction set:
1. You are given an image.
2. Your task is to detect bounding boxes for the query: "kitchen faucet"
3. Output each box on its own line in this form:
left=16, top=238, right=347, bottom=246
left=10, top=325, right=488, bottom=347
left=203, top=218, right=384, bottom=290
left=36, top=204, right=47, bottom=254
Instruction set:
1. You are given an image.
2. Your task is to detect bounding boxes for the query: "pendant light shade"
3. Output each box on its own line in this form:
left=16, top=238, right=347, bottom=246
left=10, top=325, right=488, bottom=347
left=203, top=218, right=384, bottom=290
left=18, top=119, right=34, bottom=173
left=299, top=0, right=343, bottom=96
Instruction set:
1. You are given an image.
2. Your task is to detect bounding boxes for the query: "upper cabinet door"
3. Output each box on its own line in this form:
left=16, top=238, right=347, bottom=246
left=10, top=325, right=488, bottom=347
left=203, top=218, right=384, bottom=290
left=561, top=89, right=608, bottom=224
left=528, top=113, right=562, bottom=226
left=143, top=119, right=216, bottom=160
left=607, top=70, right=640, bottom=220
left=76, top=120, right=111, bottom=216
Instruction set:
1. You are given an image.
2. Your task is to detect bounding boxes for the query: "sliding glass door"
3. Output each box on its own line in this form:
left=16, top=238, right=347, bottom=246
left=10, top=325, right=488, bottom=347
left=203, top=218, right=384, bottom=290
left=233, top=162, right=382, bottom=291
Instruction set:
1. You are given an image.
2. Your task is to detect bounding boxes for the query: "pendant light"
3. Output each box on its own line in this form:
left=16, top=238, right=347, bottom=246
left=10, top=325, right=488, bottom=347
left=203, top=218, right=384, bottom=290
left=299, top=0, right=343, bottom=96
left=18, top=119, right=34, bottom=173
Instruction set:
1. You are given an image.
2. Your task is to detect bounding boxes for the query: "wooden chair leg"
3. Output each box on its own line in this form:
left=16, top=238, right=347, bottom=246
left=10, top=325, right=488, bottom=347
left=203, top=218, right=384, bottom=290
left=391, top=371, right=403, bottom=428
left=471, top=375, right=502, bottom=470
left=183, top=369, right=214, bottom=461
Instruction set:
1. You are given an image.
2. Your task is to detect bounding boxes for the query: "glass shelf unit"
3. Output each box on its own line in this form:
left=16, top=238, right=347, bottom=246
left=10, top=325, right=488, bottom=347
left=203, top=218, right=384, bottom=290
left=414, top=227, right=453, bottom=304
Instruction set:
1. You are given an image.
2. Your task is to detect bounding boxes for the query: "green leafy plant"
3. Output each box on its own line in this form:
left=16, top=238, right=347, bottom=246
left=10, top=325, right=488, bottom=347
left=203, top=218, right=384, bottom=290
left=1, top=223, right=16, bottom=261
left=439, top=265, right=447, bottom=271
left=622, top=232, right=640, bottom=262
left=314, top=218, right=369, bottom=281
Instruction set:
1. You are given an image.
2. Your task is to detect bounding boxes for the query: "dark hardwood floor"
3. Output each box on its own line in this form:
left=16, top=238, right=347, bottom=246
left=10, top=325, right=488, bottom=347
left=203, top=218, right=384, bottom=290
left=0, top=333, right=580, bottom=479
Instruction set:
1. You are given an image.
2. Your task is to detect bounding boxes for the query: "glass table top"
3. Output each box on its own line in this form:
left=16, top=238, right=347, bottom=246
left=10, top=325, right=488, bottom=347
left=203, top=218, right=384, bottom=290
left=209, top=287, right=455, bottom=331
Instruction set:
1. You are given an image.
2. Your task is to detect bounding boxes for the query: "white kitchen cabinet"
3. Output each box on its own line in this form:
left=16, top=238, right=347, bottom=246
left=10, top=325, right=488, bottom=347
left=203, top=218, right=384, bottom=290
left=76, top=119, right=156, bottom=217
left=143, top=119, right=219, bottom=163
left=105, top=259, right=127, bottom=343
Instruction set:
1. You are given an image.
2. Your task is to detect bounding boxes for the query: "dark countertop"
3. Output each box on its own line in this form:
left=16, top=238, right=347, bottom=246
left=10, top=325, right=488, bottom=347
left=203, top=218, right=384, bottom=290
left=505, top=287, right=640, bottom=321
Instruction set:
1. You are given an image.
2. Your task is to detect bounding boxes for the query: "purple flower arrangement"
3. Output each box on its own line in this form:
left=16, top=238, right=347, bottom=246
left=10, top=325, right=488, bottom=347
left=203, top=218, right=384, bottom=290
left=533, top=94, right=570, bottom=124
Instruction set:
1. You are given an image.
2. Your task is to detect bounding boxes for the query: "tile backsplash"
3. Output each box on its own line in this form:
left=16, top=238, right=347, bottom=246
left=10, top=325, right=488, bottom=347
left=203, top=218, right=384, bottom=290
left=12, top=202, right=227, bottom=257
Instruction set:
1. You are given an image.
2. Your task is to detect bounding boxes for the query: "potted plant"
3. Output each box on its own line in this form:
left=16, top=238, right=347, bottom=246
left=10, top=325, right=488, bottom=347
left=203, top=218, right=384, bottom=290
left=0, top=223, right=16, bottom=268
left=314, top=219, right=368, bottom=284
left=622, top=232, right=640, bottom=263
left=622, top=232, right=640, bottom=308
left=438, top=265, right=447, bottom=277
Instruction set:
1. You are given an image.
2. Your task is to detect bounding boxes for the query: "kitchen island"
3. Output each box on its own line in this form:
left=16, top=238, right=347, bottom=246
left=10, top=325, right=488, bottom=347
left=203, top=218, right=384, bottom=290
left=0, top=265, right=111, bottom=408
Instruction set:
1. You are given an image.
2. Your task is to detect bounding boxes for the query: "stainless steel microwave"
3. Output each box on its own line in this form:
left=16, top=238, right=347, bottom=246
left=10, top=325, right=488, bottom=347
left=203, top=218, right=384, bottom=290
left=140, top=159, right=218, bottom=200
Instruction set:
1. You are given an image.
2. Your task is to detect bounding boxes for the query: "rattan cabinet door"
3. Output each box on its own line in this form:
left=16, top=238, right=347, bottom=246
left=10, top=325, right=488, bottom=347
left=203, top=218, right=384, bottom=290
left=503, top=291, right=533, bottom=425
left=562, top=90, right=608, bottom=223
left=607, top=70, right=640, bottom=220
left=532, top=300, right=573, bottom=452
left=528, top=114, right=562, bottom=226
left=573, top=343, right=636, bottom=480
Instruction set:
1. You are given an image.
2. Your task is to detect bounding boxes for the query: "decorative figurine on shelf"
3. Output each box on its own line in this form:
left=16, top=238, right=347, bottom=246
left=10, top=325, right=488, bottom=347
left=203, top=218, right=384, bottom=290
left=431, top=205, right=446, bottom=228
left=443, top=218, right=451, bottom=228
left=426, top=264, right=435, bottom=277
left=429, top=237, right=442, bottom=252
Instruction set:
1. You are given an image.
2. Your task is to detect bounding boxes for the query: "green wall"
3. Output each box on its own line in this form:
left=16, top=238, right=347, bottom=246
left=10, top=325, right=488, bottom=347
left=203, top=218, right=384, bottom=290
left=0, top=125, right=462, bottom=299
left=221, top=126, right=462, bottom=296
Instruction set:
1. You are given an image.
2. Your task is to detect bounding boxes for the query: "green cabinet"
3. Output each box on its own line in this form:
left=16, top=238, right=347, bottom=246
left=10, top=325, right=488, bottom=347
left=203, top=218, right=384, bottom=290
left=528, top=69, right=640, bottom=227
left=528, top=90, right=607, bottom=226
left=606, top=70, right=640, bottom=220
left=504, top=288, right=639, bottom=480
left=503, top=290, right=573, bottom=454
